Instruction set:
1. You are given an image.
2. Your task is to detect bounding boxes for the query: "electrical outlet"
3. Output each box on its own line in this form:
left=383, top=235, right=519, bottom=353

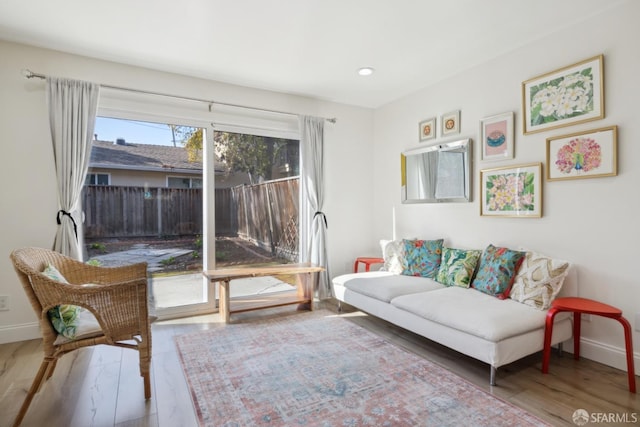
left=0, top=295, right=8, bottom=311
left=635, top=313, right=640, bottom=332
left=582, top=313, right=591, bottom=322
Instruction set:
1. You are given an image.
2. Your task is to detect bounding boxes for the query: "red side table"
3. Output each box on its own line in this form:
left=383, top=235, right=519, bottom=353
left=542, top=297, right=636, bottom=393
left=353, top=257, right=384, bottom=273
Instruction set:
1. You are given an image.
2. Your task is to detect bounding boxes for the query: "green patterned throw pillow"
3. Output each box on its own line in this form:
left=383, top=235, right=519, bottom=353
left=436, top=248, right=481, bottom=287
left=43, top=264, right=81, bottom=339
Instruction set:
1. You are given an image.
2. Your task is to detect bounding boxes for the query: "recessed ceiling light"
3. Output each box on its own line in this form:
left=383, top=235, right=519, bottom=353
left=357, top=67, right=375, bottom=76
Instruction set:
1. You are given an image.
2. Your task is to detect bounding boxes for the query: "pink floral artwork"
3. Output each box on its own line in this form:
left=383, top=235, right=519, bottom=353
left=486, top=172, right=535, bottom=212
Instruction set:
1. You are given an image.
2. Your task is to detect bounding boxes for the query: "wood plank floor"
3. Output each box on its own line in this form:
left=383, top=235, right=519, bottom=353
left=1, top=301, right=637, bottom=427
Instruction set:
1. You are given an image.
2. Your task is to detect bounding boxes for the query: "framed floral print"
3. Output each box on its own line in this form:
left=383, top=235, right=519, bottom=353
left=480, top=163, right=542, bottom=218
left=441, top=110, right=460, bottom=136
left=480, top=112, right=514, bottom=161
left=546, top=125, right=617, bottom=181
left=419, top=117, right=436, bottom=142
left=522, top=55, right=604, bottom=135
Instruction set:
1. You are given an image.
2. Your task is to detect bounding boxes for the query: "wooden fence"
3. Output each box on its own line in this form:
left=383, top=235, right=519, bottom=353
left=82, top=177, right=299, bottom=260
left=233, top=177, right=299, bottom=259
left=83, top=186, right=203, bottom=238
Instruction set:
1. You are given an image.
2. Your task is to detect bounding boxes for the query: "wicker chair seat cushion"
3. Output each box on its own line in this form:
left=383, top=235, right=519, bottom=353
left=42, top=264, right=82, bottom=338
left=53, top=308, right=103, bottom=345
left=42, top=264, right=104, bottom=343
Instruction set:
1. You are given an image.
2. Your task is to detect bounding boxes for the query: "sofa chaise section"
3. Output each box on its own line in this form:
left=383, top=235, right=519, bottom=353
left=332, top=271, right=574, bottom=385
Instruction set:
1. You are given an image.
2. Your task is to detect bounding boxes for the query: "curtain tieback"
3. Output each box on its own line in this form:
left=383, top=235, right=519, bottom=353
left=313, top=211, right=328, bottom=228
left=56, top=210, right=78, bottom=239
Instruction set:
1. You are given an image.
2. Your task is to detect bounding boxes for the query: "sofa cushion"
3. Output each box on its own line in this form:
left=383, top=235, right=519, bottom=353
left=436, top=248, right=481, bottom=288
left=471, top=244, right=525, bottom=299
left=402, top=239, right=443, bottom=278
left=391, top=286, right=549, bottom=341
left=335, top=271, right=445, bottom=303
left=510, top=251, right=570, bottom=310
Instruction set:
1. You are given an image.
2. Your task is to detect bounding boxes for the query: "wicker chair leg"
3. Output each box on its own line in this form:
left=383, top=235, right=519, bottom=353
left=13, top=359, right=52, bottom=427
left=143, top=371, right=151, bottom=399
left=139, top=348, right=152, bottom=399
left=44, top=359, right=58, bottom=381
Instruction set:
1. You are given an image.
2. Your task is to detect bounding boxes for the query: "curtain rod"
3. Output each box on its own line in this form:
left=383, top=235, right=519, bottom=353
left=22, top=69, right=337, bottom=123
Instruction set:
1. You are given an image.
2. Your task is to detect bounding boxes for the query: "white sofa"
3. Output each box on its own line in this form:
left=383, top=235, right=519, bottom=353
left=332, top=267, right=576, bottom=385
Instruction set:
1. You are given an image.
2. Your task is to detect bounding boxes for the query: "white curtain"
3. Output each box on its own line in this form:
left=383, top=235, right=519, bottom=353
left=299, top=115, right=331, bottom=299
left=46, top=77, right=100, bottom=259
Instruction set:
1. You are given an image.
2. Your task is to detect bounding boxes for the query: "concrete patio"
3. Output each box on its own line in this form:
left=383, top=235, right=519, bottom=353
left=89, top=243, right=195, bottom=272
left=90, top=244, right=295, bottom=309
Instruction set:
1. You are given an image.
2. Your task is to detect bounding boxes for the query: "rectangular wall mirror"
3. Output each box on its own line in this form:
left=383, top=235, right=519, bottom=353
left=401, top=138, right=472, bottom=203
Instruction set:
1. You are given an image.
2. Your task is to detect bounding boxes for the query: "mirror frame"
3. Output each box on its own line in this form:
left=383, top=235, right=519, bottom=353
left=401, top=138, right=472, bottom=204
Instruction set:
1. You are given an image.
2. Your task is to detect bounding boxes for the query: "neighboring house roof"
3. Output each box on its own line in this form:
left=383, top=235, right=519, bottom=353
left=90, top=140, right=223, bottom=174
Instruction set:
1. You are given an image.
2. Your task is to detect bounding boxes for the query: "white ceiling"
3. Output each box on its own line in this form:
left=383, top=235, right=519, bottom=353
left=0, top=0, right=625, bottom=108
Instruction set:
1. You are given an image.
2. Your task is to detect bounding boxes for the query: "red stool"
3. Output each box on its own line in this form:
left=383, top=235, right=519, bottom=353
left=353, top=257, right=384, bottom=273
left=542, top=297, right=636, bottom=393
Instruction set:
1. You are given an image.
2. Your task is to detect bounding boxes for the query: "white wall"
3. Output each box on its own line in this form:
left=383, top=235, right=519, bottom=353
left=373, top=1, right=640, bottom=371
left=0, top=40, right=374, bottom=342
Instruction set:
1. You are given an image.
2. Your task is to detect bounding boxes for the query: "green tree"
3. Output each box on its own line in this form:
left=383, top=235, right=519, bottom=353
left=168, top=125, right=202, bottom=162
left=215, top=133, right=295, bottom=184
left=183, top=128, right=203, bottom=162
left=168, top=125, right=297, bottom=184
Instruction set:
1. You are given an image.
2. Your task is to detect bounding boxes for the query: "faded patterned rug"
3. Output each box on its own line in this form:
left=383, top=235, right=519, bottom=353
left=174, top=310, right=549, bottom=427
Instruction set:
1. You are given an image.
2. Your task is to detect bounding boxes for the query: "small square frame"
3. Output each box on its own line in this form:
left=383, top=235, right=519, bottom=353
left=441, top=110, right=460, bottom=136
left=418, top=117, right=436, bottom=142
left=546, top=125, right=617, bottom=181
left=480, top=162, right=542, bottom=218
left=480, top=112, right=514, bottom=161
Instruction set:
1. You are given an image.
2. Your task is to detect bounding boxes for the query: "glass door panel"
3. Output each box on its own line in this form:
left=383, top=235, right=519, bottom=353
left=86, top=117, right=213, bottom=319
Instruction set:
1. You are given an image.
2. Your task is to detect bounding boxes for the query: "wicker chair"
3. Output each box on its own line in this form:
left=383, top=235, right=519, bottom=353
left=9, top=247, right=152, bottom=427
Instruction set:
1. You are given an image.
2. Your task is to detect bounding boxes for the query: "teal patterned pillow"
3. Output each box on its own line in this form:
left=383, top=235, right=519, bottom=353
left=43, top=264, right=81, bottom=339
left=436, top=248, right=481, bottom=287
left=471, top=245, right=526, bottom=299
left=401, top=239, right=443, bottom=278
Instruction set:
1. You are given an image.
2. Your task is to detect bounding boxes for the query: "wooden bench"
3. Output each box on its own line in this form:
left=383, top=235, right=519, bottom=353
left=203, top=263, right=324, bottom=323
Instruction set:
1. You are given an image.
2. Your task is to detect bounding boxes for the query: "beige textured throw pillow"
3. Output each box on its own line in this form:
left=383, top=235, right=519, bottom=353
left=510, top=251, right=570, bottom=310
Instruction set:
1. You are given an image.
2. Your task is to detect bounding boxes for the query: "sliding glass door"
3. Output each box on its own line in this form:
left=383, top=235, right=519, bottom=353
left=86, top=116, right=216, bottom=319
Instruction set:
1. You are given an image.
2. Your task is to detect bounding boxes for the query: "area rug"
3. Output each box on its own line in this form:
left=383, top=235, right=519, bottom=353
left=174, top=310, right=549, bottom=427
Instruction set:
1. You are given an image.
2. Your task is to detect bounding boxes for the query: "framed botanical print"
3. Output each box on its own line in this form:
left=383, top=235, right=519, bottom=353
left=480, top=163, right=542, bottom=218
left=522, top=55, right=604, bottom=135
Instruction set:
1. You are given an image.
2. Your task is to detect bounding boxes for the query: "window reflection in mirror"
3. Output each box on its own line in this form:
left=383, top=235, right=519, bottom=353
left=401, top=138, right=472, bottom=203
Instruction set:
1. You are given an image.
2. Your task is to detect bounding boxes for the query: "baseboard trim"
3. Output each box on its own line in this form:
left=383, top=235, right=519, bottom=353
left=562, top=337, right=639, bottom=375
left=0, top=322, right=40, bottom=344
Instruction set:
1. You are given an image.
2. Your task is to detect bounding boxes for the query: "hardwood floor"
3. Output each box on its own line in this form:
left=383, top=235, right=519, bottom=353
left=1, top=301, right=637, bottom=427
